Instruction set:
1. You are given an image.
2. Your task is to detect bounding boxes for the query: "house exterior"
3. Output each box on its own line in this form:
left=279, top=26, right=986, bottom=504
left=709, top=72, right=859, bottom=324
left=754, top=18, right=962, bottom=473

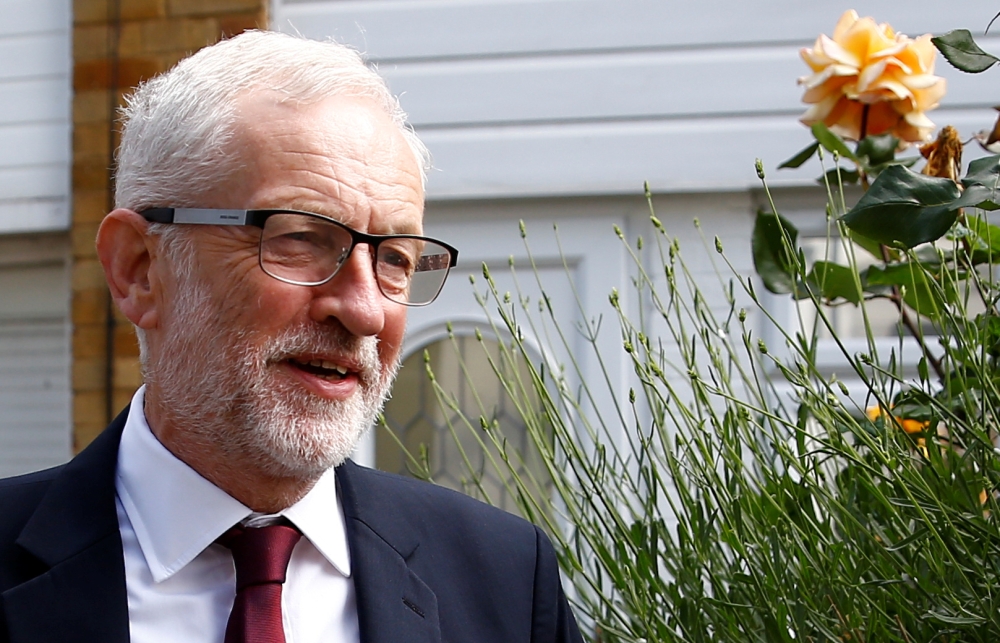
left=1, top=0, right=996, bottom=481
left=0, top=0, right=72, bottom=476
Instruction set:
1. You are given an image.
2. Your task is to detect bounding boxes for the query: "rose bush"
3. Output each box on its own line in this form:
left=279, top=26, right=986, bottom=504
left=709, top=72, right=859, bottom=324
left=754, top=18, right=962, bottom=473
left=799, top=9, right=946, bottom=143
left=408, top=9, right=1000, bottom=642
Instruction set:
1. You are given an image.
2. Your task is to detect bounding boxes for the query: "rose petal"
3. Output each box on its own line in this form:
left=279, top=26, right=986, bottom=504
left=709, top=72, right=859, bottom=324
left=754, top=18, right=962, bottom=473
left=856, top=58, right=889, bottom=93
left=831, top=10, right=861, bottom=41
left=800, top=93, right=841, bottom=123
left=913, top=79, right=946, bottom=110
left=903, top=73, right=943, bottom=90
left=801, top=76, right=852, bottom=103
left=799, top=63, right=858, bottom=89
left=904, top=110, right=936, bottom=129
left=815, top=33, right=861, bottom=67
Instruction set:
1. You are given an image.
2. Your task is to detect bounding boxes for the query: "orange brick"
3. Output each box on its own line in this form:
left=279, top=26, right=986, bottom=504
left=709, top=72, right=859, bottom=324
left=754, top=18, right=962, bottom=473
left=114, top=357, right=143, bottom=389
left=73, top=258, right=108, bottom=291
left=75, top=0, right=167, bottom=25
left=168, top=0, right=261, bottom=17
left=74, top=0, right=111, bottom=24
left=219, top=11, right=265, bottom=38
left=120, top=17, right=219, bottom=56
left=74, top=56, right=161, bottom=92
left=74, top=405, right=108, bottom=450
left=114, top=324, right=140, bottom=355
left=119, top=57, right=167, bottom=86
left=74, top=58, right=114, bottom=92
left=74, top=24, right=113, bottom=61
left=73, top=322, right=108, bottom=360
left=71, top=222, right=101, bottom=260
left=72, top=287, right=108, bottom=326
left=121, top=0, right=167, bottom=20
left=73, top=122, right=112, bottom=163
left=73, top=190, right=111, bottom=225
left=157, top=50, right=192, bottom=71
left=73, top=357, right=108, bottom=392
left=73, top=89, right=113, bottom=125
left=73, top=160, right=110, bottom=191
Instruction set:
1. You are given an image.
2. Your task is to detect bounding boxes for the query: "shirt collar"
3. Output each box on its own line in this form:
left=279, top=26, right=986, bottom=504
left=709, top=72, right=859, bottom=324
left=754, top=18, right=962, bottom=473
left=115, top=385, right=351, bottom=583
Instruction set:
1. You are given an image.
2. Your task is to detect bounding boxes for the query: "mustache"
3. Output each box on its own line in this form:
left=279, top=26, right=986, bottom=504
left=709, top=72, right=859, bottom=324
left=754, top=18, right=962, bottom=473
left=257, top=321, right=382, bottom=380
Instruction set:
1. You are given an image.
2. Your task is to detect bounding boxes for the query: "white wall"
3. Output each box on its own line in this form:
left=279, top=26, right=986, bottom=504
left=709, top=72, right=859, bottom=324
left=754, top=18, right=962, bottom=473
left=0, top=0, right=72, bottom=234
left=0, top=234, right=71, bottom=476
left=0, top=0, right=73, bottom=475
left=273, top=0, right=999, bottom=200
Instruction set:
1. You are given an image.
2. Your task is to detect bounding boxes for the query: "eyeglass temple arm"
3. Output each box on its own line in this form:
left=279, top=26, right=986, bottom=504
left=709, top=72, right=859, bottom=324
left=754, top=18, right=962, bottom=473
left=140, top=208, right=252, bottom=226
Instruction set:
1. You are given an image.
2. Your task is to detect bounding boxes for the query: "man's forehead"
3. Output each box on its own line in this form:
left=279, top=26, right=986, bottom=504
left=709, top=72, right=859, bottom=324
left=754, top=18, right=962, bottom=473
left=223, top=93, right=425, bottom=232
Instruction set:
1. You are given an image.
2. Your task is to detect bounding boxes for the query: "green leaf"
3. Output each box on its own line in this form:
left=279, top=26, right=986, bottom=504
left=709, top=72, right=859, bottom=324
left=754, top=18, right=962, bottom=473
left=841, top=165, right=962, bottom=249
left=965, top=215, right=1000, bottom=263
left=778, top=142, right=820, bottom=169
left=856, top=133, right=899, bottom=167
left=958, top=154, right=1000, bottom=211
left=932, top=29, right=1000, bottom=73
left=866, top=263, right=949, bottom=320
left=847, top=229, right=895, bottom=260
left=752, top=210, right=799, bottom=294
left=811, top=123, right=858, bottom=162
left=805, top=261, right=862, bottom=304
left=818, top=167, right=859, bottom=185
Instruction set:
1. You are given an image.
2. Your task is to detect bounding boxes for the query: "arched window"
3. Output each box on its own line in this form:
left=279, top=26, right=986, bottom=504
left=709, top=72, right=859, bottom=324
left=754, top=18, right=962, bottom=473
left=378, top=333, right=551, bottom=515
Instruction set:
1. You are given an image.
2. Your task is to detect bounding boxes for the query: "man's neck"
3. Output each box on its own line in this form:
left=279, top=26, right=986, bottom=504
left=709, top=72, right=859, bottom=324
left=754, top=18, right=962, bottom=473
left=143, top=397, right=321, bottom=514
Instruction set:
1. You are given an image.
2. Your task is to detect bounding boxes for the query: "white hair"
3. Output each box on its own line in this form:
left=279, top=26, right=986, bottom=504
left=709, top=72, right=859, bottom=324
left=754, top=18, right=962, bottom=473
left=114, top=29, right=429, bottom=212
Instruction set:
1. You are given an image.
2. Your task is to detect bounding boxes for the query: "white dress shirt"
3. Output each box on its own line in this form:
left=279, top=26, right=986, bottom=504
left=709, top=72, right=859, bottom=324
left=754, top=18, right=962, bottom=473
left=115, top=385, right=360, bottom=643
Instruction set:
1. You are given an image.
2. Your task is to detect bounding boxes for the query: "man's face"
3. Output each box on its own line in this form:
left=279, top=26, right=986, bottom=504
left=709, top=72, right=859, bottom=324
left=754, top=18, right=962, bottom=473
left=143, top=95, right=425, bottom=478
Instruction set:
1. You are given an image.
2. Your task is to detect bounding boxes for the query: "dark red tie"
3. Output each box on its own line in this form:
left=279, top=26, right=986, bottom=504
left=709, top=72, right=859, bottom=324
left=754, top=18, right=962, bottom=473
left=218, top=522, right=302, bottom=643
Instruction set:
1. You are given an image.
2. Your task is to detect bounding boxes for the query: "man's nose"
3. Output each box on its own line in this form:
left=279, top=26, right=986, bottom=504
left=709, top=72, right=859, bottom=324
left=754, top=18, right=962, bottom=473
left=308, top=245, right=385, bottom=336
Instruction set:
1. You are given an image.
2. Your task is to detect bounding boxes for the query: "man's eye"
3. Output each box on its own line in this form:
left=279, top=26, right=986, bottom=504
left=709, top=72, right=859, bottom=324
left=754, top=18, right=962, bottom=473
left=270, top=229, right=334, bottom=250
left=381, top=250, right=413, bottom=270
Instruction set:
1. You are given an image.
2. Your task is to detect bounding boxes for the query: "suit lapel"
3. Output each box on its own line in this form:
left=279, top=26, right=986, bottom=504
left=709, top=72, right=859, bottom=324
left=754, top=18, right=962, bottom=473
left=2, top=410, right=130, bottom=643
left=337, top=462, right=441, bottom=643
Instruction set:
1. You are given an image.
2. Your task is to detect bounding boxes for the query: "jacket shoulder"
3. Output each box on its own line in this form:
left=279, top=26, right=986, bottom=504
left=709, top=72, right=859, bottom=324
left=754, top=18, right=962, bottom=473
left=0, top=465, right=63, bottom=535
left=340, top=461, right=536, bottom=539
left=337, top=461, right=583, bottom=643
left=0, top=465, right=65, bottom=588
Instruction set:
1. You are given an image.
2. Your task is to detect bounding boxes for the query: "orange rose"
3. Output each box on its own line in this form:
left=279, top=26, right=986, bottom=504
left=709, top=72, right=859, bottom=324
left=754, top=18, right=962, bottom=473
left=798, top=10, right=946, bottom=143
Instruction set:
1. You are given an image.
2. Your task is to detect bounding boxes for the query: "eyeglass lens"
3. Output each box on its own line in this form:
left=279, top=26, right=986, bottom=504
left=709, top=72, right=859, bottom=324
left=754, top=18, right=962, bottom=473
left=258, top=212, right=452, bottom=305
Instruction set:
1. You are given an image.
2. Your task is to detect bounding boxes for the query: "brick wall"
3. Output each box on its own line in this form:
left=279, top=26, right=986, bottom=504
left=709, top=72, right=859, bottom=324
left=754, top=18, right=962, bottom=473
left=71, top=0, right=268, bottom=450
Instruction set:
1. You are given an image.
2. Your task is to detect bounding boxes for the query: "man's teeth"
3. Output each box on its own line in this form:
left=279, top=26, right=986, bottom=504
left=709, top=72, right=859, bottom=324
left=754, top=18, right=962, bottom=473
left=305, top=359, right=348, bottom=375
left=293, top=358, right=349, bottom=377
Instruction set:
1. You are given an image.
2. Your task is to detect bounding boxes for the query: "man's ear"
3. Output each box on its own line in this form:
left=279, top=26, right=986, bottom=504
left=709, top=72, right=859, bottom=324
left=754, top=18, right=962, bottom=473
left=96, top=209, right=160, bottom=330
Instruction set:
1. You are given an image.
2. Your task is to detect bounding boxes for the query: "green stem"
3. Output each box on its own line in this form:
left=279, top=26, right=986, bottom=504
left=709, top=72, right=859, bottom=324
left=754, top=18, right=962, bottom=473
left=878, top=242, right=945, bottom=381
left=859, top=104, right=870, bottom=189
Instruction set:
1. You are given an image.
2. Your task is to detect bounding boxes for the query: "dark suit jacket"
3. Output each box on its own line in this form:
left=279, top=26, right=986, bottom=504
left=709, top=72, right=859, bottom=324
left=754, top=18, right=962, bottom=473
left=0, top=408, right=583, bottom=643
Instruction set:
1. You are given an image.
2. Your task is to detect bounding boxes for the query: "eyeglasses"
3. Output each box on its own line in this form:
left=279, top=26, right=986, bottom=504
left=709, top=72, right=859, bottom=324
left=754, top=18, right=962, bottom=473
left=139, top=208, right=459, bottom=306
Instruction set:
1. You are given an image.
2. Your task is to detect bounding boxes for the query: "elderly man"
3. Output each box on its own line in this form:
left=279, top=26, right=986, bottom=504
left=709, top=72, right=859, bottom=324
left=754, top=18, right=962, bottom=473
left=0, top=31, right=581, bottom=643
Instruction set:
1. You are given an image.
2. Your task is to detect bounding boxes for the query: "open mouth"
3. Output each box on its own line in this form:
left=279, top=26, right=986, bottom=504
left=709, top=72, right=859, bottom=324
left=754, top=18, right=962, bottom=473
left=288, top=358, right=350, bottom=380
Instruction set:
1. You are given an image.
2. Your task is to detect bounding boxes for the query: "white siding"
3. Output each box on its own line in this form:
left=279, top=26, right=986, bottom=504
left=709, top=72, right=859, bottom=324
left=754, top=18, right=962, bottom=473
left=0, top=234, right=71, bottom=477
left=273, top=0, right=999, bottom=199
left=0, top=0, right=73, bottom=477
left=0, top=0, right=71, bottom=234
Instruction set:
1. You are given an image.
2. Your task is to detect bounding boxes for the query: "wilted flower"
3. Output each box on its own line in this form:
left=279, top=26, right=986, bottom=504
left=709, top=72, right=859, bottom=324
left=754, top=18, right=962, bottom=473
left=920, top=125, right=963, bottom=182
left=798, top=10, right=946, bottom=143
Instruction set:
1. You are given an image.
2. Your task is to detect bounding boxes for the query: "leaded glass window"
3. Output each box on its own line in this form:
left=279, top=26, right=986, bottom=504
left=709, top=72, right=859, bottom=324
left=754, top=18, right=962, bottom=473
left=379, top=334, right=551, bottom=515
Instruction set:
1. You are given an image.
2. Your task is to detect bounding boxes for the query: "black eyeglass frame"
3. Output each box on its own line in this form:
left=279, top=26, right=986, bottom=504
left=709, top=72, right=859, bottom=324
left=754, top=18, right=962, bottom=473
left=139, top=207, right=459, bottom=307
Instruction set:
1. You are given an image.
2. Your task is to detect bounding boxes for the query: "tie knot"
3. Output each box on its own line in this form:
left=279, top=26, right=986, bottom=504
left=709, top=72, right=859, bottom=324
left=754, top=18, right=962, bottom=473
left=218, top=523, right=302, bottom=590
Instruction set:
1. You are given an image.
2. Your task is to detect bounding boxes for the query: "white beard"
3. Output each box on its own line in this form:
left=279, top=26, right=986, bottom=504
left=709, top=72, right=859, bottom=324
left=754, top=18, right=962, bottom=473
left=143, top=269, right=397, bottom=479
